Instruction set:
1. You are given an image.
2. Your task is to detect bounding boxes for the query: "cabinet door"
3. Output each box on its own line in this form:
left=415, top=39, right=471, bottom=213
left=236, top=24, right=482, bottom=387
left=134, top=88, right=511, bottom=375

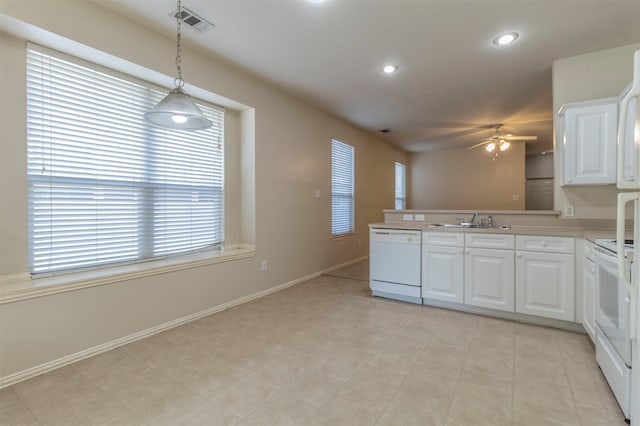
left=583, top=257, right=596, bottom=341
left=464, top=248, right=514, bottom=312
left=516, top=251, right=575, bottom=321
left=563, top=101, right=617, bottom=185
left=422, top=245, right=464, bottom=303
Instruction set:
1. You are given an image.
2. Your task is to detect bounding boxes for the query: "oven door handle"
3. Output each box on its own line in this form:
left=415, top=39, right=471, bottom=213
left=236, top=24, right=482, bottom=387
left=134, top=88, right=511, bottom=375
left=617, top=192, right=639, bottom=339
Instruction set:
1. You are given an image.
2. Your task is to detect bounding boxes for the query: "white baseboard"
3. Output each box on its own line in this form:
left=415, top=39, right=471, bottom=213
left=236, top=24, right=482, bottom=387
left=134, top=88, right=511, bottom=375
left=321, top=255, right=368, bottom=274
left=0, top=257, right=366, bottom=388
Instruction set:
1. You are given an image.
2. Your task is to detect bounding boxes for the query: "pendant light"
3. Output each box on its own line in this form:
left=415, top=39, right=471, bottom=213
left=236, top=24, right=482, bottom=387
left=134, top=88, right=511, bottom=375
left=145, top=0, right=212, bottom=130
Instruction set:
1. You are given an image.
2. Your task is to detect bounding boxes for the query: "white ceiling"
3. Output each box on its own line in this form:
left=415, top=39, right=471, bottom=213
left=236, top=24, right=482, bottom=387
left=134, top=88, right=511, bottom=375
left=98, top=0, right=640, bottom=154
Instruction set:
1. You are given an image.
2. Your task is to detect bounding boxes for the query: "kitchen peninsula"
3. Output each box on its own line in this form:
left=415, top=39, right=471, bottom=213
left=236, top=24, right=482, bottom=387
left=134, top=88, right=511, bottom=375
left=370, top=209, right=620, bottom=337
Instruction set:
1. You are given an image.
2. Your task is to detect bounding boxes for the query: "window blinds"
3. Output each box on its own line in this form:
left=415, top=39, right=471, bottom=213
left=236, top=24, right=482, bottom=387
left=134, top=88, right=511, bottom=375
left=331, top=139, right=354, bottom=235
left=26, top=46, right=225, bottom=274
left=395, top=162, right=406, bottom=209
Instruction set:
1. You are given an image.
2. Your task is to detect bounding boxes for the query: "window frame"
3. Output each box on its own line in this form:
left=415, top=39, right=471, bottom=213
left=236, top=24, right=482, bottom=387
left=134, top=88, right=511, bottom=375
left=395, top=162, right=406, bottom=210
left=26, top=44, right=226, bottom=276
left=331, top=139, right=355, bottom=236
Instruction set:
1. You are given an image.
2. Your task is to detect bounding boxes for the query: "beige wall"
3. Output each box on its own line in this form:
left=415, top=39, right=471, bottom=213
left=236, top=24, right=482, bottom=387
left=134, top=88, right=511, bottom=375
left=408, top=143, right=525, bottom=210
left=0, top=1, right=407, bottom=380
left=552, top=42, right=640, bottom=219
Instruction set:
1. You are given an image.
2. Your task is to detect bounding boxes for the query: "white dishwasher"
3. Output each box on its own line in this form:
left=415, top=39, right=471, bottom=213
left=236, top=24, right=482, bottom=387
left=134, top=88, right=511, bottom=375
left=370, top=228, right=422, bottom=304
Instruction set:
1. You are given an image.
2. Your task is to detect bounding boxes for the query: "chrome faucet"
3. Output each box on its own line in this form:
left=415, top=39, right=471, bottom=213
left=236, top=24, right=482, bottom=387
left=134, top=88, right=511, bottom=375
left=468, top=212, right=478, bottom=225
left=487, top=215, right=493, bottom=226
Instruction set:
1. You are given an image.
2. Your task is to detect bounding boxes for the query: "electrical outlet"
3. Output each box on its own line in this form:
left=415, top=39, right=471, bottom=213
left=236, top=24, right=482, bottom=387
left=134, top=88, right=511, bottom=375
left=512, top=194, right=520, bottom=201
left=402, top=214, right=413, bottom=221
left=314, top=189, right=321, bottom=198
left=415, top=214, right=426, bottom=221
left=564, top=204, right=575, bottom=217
left=261, top=260, right=268, bottom=271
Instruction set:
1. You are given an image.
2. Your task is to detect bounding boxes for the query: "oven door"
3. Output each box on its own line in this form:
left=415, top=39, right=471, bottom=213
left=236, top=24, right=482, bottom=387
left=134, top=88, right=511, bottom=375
left=594, top=247, right=631, bottom=365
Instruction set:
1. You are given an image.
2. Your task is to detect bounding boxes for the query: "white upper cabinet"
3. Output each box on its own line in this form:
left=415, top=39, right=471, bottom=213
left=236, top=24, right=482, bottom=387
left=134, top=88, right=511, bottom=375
left=560, top=98, right=617, bottom=185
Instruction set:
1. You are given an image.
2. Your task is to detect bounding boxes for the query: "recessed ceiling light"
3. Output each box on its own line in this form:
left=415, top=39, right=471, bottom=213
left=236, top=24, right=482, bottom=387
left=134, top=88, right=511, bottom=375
left=382, top=64, right=399, bottom=74
left=493, top=32, right=519, bottom=46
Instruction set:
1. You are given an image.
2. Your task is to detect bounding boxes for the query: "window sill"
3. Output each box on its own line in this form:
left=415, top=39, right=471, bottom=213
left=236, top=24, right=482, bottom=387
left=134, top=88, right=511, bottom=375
left=331, top=233, right=356, bottom=241
left=0, top=245, right=256, bottom=304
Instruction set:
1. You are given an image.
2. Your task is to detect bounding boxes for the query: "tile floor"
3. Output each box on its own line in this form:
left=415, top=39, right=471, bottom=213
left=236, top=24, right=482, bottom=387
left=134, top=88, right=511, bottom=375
left=0, top=260, right=627, bottom=425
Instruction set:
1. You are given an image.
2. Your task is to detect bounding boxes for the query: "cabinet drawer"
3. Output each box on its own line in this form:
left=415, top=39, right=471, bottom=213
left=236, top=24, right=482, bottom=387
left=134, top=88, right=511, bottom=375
left=465, top=233, right=514, bottom=250
left=516, top=235, right=574, bottom=254
left=422, top=231, right=464, bottom=247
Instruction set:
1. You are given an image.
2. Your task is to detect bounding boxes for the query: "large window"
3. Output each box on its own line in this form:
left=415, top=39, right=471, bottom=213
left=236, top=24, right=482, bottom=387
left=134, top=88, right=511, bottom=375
left=395, top=162, right=406, bottom=209
left=331, top=139, right=354, bottom=236
left=26, top=46, right=225, bottom=275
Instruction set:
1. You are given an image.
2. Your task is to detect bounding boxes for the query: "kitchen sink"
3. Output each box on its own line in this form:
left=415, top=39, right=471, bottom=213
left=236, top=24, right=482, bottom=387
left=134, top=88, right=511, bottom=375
left=427, top=223, right=511, bottom=230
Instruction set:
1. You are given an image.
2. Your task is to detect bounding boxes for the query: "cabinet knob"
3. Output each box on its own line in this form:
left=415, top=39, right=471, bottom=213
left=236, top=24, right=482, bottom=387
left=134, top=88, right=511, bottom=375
left=541, top=242, right=547, bottom=247
left=591, top=267, right=595, bottom=273
left=465, top=249, right=470, bottom=254
left=517, top=253, right=522, bottom=258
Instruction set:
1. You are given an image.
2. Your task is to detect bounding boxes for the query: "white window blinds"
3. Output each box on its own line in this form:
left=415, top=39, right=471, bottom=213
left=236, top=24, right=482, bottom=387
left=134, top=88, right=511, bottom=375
left=26, top=46, right=225, bottom=275
left=331, top=139, right=354, bottom=235
left=395, top=162, right=406, bottom=209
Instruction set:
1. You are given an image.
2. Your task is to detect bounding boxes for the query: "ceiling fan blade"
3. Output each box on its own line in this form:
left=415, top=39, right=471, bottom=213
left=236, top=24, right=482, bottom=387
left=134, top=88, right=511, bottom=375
left=467, top=140, right=490, bottom=150
left=505, top=135, right=538, bottom=141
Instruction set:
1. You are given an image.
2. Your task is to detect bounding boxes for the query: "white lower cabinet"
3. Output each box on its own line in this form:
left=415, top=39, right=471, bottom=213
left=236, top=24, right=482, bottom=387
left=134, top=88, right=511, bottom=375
left=515, top=251, right=575, bottom=321
left=422, top=232, right=464, bottom=303
left=464, top=247, right=515, bottom=312
left=583, top=241, right=597, bottom=341
left=416, top=231, right=578, bottom=324
left=515, top=236, right=575, bottom=321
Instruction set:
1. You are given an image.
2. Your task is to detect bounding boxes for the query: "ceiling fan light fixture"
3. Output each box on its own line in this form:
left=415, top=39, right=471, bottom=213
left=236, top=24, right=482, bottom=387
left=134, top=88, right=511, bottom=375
left=493, top=32, right=519, bottom=46
left=499, top=140, right=510, bottom=151
left=145, top=0, right=212, bottom=130
left=485, top=142, right=496, bottom=152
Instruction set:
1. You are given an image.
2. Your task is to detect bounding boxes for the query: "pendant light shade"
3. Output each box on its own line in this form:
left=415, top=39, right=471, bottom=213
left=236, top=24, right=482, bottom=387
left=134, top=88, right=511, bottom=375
left=145, top=87, right=211, bottom=130
left=144, top=0, right=212, bottom=130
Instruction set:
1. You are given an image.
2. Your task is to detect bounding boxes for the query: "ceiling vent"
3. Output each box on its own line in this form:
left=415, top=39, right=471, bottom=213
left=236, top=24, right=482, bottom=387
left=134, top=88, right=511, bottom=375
left=170, top=7, right=215, bottom=32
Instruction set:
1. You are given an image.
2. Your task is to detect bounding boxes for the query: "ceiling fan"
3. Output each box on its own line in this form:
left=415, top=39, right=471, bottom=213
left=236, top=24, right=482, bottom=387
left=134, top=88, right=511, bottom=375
left=468, top=125, right=538, bottom=152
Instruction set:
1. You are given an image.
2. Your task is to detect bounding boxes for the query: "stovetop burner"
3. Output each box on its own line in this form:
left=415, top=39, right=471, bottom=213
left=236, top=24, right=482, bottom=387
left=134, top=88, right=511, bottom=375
left=595, top=238, right=634, bottom=256
left=614, top=239, right=634, bottom=245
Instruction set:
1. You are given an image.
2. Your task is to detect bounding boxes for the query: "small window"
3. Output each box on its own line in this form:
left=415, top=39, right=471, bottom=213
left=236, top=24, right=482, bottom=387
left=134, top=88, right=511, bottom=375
left=331, top=139, right=355, bottom=236
left=395, top=162, right=406, bottom=209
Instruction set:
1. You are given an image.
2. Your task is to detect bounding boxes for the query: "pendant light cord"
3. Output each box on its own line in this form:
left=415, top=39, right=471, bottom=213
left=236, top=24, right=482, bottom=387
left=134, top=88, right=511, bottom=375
left=175, top=0, right=184, bottom=88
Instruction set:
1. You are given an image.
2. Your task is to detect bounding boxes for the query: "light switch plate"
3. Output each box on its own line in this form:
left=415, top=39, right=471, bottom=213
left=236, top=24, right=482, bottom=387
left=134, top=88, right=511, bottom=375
left=403, top=214, right=413, bottom=221
left=415, top=214, right=425, bottom=221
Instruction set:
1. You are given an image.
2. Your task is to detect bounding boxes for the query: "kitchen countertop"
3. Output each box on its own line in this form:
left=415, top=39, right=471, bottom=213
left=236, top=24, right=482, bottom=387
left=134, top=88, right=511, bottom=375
left=370, top=222, right=617, bottom=241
